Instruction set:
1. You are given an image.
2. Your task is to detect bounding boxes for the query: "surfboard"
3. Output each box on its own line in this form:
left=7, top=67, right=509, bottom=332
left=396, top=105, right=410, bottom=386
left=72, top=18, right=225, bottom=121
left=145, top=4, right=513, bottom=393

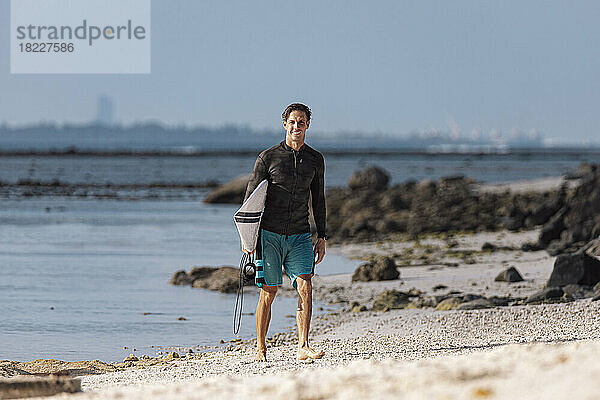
left=233, top=179, right=268, bottom=253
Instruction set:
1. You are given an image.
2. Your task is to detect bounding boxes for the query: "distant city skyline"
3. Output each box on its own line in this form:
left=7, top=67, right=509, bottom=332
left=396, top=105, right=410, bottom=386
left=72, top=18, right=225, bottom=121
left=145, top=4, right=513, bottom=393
left=0, top=94, right=551, bottom=145
left=1, top=1, right=599, bottom=145
left=0, top=117, right=561, bottom=152
left=0, top=94, right=597, bottom=146
left=95, top=95, right=115, bottom=126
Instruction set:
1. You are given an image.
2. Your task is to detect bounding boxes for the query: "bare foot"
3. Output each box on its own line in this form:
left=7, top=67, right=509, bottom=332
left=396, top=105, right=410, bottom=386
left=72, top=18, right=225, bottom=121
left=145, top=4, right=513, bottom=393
left=297, top=347, right=325, bottom=361
left=255, top=349, right=267, bottom=362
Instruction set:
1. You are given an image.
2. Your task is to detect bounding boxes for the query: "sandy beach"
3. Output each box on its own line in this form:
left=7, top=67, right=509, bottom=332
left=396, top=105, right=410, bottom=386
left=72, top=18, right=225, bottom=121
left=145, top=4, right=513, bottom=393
left=38, top=287, right=600, bottom=399
left=46, top=338, right=600, bottom=399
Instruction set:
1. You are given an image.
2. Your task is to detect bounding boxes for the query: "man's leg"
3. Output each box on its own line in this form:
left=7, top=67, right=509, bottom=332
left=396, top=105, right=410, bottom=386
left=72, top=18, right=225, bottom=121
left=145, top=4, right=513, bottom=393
left=295, top=274, right=324, bottom=360
left=255, top=284, right=277, bottom=362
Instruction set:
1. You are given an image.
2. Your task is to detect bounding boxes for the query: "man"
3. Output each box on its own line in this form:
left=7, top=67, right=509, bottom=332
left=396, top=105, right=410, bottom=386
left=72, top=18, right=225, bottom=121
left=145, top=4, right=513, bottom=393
left=244, top=103, right=327, bottom=362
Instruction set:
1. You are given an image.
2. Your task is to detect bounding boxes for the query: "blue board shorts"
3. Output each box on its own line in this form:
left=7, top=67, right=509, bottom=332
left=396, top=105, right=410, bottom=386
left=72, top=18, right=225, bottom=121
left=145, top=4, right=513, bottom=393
left=255, top=229, right=314, bottom=289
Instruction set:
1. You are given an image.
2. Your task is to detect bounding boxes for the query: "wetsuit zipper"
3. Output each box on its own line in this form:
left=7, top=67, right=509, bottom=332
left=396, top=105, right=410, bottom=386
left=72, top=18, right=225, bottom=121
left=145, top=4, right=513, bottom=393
left=285, top=149, right=299, bottom=236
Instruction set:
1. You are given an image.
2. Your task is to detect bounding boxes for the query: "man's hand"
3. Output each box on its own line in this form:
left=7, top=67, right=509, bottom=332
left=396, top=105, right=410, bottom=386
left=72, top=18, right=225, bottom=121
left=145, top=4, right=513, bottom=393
left=314, top=238, right=326, bottom=266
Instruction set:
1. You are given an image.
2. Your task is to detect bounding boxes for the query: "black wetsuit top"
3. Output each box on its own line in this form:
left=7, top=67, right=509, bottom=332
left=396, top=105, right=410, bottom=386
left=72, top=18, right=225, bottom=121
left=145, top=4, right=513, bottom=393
left=244, top=140, right=327, bottom=239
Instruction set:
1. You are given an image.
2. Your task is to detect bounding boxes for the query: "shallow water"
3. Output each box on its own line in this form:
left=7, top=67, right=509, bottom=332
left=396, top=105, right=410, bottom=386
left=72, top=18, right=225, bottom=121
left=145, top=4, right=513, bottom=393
left=0, top=198, right=356, bottom=362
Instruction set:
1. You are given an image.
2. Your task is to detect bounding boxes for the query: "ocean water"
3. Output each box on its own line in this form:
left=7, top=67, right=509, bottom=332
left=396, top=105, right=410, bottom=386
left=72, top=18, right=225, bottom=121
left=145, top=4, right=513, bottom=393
left=0, top=198, right=357, bottom=362
left=0, top=151, right=596, bottom=187
left=1, top=151, right=599, bottom=362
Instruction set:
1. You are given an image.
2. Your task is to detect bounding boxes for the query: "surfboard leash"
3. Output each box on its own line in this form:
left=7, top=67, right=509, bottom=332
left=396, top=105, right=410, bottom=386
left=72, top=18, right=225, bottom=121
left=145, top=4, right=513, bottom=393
left=233, top=252, right=255, bottom=335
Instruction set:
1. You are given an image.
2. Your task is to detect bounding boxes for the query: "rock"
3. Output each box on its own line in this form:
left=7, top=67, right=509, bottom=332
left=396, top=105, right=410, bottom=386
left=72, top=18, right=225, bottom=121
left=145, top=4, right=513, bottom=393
left=546, top=240, right=573, bottom=256
left=407, top=176, right=525, bottom=236
left=372, top=290, right=410, bottom=311
left=571, top=163, right=595, bottom=179
left=351, top=256, right=399, bottom=282
left=521, top=242, right=543, bottom=252
left=170, top=266, right=243, bottom=289
left=457, top=298, right=494, bottom=310
left=538, top=165, right=600, bottom=253
left=539, top=210, right=566, bottom=247
left=339, top=213, right=377, bottom=238
left=525, top=287, right=564, bottom=304
left=546, top=252, right=600, bottom=287
left=378, top=189, right=409, bottom=210
left=482, top=242, right=496, bottom=251
left=487, top=296, right=513, bottom=307
left=584, top=239, right=600, bottom=261
left=169, top=270, right=191, bottom=285
left=433, top=293, right=487, bottom=310
left=326, top=164, right=573, bottom=242
left=494, top=267, right=524, bottom=283
left=505, top=206, right=527, bottom=231
left=192, top=266, right=240, bottom=293
left=461, top=293, right=486, bottom=302
left=123, top=354, right=138, bottom=362
left=351, top=305, right=368, bottom=313
left=0, top=376, right=81, bottom=398
left=203, top=174, right=249, bottom=204
left=432, top=284, right=448, bottom=291
left=171, top=266, right=253, bottom=293
left=340, top=215, right=368, bottom=235
left=165, top=352, right=180, bottom=360
left=528, top=198, right=564, bottom=226
left=188, top=267, right=216, bottom=280
left=348, top=166, right=390, bottom=191
left=374, top=218, right=404, bottom=234
left=435, top=297, right=463, bottom=311
left=483, top=243, right=515, bottom=252
left=411, top=296, right=438, bottom=308
left=561, top=284, right=590, bottom=300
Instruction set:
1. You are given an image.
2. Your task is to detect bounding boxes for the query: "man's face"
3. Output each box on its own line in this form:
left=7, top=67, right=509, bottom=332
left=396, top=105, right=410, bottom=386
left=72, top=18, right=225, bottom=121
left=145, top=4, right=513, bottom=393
left=283, top=110, right=310, bottom=144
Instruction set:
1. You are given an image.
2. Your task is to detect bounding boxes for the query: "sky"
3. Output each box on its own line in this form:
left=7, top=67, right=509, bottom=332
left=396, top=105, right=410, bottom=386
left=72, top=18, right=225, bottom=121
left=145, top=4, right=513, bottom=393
left=1, top=0, right=599, bottom=143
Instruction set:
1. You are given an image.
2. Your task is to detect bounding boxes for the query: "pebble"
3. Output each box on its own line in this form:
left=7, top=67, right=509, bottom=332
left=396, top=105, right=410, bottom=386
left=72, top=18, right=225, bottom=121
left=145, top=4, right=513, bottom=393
left=123, top=354, right=138, bottom=362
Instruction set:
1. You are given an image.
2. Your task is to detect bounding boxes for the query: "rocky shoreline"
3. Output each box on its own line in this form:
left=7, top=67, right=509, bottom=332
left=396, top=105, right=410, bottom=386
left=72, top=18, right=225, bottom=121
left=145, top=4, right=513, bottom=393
left=0, top=179, right=219, bottom=200
left=198, top=163, right=600, bottom=311
left=297, top=230, right=600, bottom=312
left=204, top=163, right=600, bottom=255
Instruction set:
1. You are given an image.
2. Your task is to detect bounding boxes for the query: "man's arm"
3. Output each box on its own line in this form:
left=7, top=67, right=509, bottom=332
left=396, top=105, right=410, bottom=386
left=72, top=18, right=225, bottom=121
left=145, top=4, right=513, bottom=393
left=244, top=155, right=268, bottom=202
left=311, top=155, right=327, bottom=265
left=310, top=156, right=326, bottom=238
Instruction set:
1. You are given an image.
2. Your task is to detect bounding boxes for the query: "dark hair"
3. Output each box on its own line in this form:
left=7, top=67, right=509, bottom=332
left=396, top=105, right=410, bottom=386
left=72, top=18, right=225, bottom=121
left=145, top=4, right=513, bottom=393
left=282, top=103, right=311, bottom=123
